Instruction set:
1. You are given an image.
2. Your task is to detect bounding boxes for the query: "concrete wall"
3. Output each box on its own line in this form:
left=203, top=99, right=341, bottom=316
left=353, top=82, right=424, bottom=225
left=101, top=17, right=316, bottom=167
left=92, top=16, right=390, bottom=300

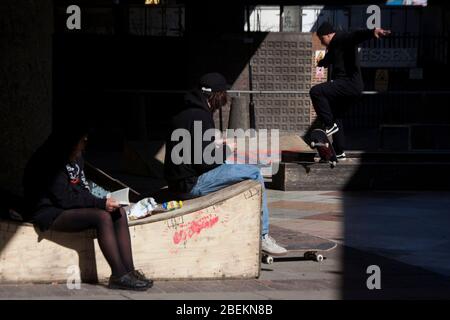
left=0, top=0, right=53, bottom=195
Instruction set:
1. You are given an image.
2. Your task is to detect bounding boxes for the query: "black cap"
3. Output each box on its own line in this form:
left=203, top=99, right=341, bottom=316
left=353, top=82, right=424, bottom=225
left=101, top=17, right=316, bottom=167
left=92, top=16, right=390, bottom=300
left=317, top=22, right=335, bottom=36
left=199, top=72, right=230, bottom=93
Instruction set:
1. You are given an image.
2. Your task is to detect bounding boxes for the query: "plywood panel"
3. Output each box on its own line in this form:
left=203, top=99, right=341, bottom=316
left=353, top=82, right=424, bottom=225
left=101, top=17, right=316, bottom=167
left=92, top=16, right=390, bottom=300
left=0, top=180, right=262, bottom=283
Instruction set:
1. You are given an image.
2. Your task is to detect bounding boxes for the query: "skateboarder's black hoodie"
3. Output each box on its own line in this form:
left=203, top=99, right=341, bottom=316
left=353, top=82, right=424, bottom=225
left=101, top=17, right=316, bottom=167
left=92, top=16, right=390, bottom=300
left=318, top=29, right=375, bottom=91
left=164, top=89, right=230, bottom=194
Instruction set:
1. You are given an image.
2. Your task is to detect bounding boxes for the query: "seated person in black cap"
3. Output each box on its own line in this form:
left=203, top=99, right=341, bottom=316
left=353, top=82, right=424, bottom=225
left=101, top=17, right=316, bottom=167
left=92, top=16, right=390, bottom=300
left=311, top=22, right=390, bottom=160
left=164, top=72, right=287, bottom=256
left=23, top=125, right=152, bottom=291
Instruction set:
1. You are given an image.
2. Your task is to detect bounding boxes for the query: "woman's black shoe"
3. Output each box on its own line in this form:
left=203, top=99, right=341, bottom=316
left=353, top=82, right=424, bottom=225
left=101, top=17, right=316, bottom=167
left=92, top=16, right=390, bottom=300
left=108, top=272, right=149, bottom=291
left=132, top=270, right=154, bottom=288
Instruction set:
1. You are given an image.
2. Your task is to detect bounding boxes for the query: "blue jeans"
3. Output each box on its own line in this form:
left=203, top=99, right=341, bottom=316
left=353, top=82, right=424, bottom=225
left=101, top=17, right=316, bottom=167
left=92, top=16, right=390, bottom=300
left=190, top=164, right=269, bottom=236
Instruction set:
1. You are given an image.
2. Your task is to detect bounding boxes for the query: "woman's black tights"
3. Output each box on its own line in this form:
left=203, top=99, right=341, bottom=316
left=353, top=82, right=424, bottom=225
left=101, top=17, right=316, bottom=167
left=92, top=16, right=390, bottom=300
left=51, top=208, right=134, bottom=277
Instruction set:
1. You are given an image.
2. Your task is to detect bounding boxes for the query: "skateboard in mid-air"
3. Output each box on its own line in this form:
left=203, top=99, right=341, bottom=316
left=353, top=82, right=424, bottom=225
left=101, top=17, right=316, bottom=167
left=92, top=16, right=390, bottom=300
left=261, top=226, right=337, bottom=264
left=309, top=128, right=338, bottom=168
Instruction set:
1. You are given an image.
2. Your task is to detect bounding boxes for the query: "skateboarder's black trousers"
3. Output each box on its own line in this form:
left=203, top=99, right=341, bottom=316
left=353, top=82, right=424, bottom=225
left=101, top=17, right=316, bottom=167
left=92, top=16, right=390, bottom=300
left=309, top=78, right=362, bottom=154
left=51, top=207, right=134, bottom=277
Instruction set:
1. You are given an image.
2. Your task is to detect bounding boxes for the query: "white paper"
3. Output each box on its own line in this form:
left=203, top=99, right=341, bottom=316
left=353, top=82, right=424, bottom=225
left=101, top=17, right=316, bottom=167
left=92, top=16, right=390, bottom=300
left=106, top=187, right=130, bottom=206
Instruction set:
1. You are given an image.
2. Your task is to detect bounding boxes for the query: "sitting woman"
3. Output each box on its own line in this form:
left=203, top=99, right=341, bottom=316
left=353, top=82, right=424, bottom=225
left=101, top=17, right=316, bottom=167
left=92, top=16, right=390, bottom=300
left=23, top=126, right=152, bottom=291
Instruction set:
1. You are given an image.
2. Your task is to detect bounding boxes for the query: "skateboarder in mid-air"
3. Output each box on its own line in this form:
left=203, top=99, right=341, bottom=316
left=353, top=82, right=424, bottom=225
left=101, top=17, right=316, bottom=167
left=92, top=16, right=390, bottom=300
left=310, top=22, right=391, bottom=160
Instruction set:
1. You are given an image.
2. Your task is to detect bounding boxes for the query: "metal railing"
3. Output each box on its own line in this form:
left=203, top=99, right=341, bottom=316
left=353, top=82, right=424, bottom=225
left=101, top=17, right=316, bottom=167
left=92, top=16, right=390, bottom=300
left=104, top=89, right=450, bottom=133
left=109, top=89, right=450, bottom=95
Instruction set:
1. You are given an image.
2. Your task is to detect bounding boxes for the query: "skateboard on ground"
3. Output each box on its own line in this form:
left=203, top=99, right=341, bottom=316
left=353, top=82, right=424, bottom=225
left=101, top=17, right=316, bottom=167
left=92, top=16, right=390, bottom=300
left=261, top=226, right=337, bottom=264
left=309, top=129, right=338, bottom=168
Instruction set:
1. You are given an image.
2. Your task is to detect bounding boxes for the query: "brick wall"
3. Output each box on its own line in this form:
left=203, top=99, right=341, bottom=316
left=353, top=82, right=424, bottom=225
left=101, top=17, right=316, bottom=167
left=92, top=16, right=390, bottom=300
left=0, top=0, right=53, bottom=196
left=223, top=32, right=328, bottom=134
left=228, top=33, right=317, bottom=134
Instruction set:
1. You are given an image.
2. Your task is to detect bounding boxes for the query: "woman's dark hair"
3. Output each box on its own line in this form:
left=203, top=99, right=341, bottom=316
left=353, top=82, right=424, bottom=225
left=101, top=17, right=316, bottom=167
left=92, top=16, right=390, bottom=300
left=41, top=123, right=91, bottom=166
left=23, top=123, right=91, bottom=208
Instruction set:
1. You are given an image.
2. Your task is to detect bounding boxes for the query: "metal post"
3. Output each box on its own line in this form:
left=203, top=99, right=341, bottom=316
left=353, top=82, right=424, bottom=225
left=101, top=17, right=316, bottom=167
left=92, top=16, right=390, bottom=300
left=229, top=96, right=250, bottom=130
left=280, top=5, right=284, bottom=32
left=219, top=106, right=223, bottom=132
left=246, top=5, right=256, bottom=130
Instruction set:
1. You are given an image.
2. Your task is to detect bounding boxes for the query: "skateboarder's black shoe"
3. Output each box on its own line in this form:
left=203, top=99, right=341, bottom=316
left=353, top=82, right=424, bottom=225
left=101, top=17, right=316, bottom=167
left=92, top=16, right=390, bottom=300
left=108, top=272, right=149, bottom=291
left=336, top=152, right=347, bottom=161
left=325, top=123, right=339, bottom=136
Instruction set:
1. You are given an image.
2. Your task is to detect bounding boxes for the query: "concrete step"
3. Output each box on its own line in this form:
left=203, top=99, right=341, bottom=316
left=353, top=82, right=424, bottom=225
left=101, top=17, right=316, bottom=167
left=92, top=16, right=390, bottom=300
left=272, top=160, right=450, bottom=191
left=380, top=124, right=450, bottom=151
left=344, top=151, right=450, bottom=162
left=283, top=150, right=450, bottom=163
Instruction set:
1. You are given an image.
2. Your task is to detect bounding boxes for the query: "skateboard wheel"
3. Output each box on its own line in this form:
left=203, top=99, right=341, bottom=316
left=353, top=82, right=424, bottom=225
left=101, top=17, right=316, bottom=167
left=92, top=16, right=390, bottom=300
left=325, top=143, right=329, bottom=148
left=315, top=254, right=324, bottom=262
left=330, top=161, right=336, bottom=168
left=310, top=142, right=316, bottom=148
left=262, top=255, right=274, bottom=264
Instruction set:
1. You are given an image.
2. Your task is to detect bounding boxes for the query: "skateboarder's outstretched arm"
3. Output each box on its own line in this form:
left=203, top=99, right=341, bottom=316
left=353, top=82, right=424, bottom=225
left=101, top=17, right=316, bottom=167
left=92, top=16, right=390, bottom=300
left=349, top=28, right=391, bottom=44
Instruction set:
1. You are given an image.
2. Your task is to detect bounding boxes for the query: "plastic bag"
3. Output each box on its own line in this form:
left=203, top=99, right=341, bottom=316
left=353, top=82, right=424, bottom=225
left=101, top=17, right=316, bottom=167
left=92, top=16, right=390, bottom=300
left=125, top=197, right=158, bottom=221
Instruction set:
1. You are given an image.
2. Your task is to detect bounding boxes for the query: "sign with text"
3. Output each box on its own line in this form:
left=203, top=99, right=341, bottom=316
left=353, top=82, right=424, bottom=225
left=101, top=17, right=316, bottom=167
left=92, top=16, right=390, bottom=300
left=359, top=48, right=418, bottom=68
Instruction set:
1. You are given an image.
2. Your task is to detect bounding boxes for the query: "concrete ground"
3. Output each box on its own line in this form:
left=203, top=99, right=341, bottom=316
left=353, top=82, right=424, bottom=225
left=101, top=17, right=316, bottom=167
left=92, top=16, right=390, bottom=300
left=1, top=189, right=450, bottom=300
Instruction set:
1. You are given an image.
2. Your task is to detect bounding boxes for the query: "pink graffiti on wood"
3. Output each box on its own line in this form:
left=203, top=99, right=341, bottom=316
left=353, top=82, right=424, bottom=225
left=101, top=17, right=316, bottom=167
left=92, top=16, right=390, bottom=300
left=173, top=214, right=219, bottom=245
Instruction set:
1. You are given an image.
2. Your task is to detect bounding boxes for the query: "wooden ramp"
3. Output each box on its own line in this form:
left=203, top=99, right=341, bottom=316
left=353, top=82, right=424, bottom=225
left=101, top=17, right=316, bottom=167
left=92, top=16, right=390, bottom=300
left=0, top=180, right=262, bottom=283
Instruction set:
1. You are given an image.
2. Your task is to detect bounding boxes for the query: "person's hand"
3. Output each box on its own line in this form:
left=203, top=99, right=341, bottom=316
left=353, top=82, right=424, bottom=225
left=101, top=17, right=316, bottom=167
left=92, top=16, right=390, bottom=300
left=224, top=138, right=237, bottom=152
left=215, top=137, right=237, bottom=152
left=374, top=28, right=391, bottom=38
left=106, top=198, right=120, bottom=212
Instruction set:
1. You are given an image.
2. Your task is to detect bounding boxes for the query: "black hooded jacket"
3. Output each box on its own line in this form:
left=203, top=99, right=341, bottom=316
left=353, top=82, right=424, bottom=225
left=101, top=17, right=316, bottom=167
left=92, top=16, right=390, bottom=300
left=164, top=89, right=230, bottom=193
left=318, top=29, right=375, bottom=88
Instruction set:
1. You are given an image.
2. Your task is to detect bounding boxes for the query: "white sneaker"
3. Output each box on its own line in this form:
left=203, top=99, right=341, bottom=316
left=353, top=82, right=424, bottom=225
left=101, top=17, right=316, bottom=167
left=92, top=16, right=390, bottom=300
left=336, top=152, right=347, bottom=161
left=325, top=123, right=339, bottom=136
left=261, top=234, right=288, bottom=256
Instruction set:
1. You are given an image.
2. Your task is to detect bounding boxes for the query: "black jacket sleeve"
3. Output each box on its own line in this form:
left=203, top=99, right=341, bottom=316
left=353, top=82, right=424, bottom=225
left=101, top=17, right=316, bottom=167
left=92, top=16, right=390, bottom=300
left=317, top=52, right=331, bottom=67
left=348, top=29, right=375, bottom=45
left=194, top=111, right=230, bottom=174
left=47, top=170, right=107, bottom=210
